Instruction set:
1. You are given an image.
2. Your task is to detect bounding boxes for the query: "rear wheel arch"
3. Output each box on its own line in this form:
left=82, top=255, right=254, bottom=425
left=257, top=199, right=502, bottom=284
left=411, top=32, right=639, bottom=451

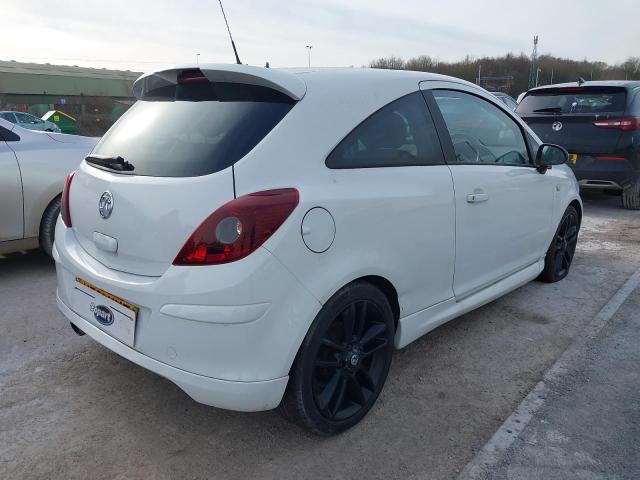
left=357, top=275, right=400, bottom=331
left=285, top=274, right=400, bottom=378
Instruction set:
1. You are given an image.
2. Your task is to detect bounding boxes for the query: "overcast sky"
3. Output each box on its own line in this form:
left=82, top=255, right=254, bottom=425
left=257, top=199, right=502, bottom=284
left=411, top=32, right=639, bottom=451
left=2, top=0, right=637, bottom=73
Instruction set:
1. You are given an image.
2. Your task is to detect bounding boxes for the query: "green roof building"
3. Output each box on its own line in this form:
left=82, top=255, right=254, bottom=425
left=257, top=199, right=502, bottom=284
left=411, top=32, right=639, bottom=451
left=0, top=60, right=142, bottom=135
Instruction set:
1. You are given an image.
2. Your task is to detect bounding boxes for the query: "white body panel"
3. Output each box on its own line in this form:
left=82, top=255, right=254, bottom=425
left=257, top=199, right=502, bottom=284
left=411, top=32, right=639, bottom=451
left=54, top=65, right=582, bottom=411
left=0, top=119, right=97, bottom=253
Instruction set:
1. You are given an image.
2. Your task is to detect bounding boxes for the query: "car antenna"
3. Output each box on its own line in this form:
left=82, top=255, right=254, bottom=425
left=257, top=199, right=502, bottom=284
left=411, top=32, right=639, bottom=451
left=577, top=76, right=586, bottom=85
left=217, top=0, right=242, bottom=65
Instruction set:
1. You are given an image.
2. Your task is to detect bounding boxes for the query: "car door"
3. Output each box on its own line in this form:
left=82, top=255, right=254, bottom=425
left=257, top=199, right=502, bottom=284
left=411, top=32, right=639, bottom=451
left=422, top=84, right=554, bottom=300
left=0, top=125, right=24, bottom=241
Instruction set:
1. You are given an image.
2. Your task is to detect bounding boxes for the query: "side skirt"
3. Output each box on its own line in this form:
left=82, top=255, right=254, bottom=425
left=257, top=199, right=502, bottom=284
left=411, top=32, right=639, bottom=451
left=0, top=237, right=39, bottom=256
left=395, top=259, right=544, bottom=349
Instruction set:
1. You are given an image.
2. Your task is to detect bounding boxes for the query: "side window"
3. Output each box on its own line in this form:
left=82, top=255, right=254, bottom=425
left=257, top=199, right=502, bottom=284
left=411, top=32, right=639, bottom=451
left=15, top=113, right=32, bottom=123
left=0, top=112, right=16, bottom=123
left=326, top=92, right=444, bottom=168
left=433, top=90, right=530, bottom=165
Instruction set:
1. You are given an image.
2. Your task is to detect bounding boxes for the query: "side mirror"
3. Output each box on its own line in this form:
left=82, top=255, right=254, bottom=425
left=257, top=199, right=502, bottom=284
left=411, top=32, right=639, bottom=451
left=536, top=143, right=568, bottom=173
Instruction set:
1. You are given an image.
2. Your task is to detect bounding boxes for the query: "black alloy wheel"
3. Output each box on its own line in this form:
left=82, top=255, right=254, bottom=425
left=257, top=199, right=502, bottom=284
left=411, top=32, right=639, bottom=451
left=312, top=299, right=389, bottom=421
left=539, top=205, right=579, bottom=283
left=279, top=282, right=394, bottom=435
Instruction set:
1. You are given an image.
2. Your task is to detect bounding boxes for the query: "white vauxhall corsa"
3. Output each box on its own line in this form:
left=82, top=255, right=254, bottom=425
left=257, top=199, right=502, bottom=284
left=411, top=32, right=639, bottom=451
left=54, top=64, right=581, bottom=435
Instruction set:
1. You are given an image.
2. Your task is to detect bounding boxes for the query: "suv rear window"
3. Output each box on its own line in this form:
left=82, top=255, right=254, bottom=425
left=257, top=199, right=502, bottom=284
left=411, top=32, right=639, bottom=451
left=90, top=82, right=295, bottom=177
left=517, top=87, right=626, bottom=115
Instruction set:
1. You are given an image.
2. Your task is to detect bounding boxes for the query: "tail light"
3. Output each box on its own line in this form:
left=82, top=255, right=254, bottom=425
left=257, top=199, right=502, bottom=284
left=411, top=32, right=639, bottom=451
left=593, top=117, right=640, bottom=132
left=173, top=188, right=299, bottom=266
left=61, top=171, right=75, bottom=227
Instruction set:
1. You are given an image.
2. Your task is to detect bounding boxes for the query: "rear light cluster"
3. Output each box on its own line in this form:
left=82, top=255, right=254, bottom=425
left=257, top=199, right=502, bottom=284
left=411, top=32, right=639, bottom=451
left=593, top=117, right=640, bottom=132
left=61, top=171, right=75, bottom=227
left=173, top=188, right=299, bottom=266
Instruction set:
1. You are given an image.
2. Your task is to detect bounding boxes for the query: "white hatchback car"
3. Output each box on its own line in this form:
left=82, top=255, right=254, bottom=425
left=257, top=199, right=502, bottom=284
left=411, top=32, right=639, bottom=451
left=54, top=64, right=581, bottom=435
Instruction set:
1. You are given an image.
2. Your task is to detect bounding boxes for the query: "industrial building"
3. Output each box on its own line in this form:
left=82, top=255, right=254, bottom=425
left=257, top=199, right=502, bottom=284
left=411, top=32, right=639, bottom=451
left=0, top=60, right=141, bottom=135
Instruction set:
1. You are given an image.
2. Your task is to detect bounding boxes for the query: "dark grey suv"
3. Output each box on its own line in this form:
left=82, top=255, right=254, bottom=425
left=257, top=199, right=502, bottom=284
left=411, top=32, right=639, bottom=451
left=517, top=81, right=640, bottom=209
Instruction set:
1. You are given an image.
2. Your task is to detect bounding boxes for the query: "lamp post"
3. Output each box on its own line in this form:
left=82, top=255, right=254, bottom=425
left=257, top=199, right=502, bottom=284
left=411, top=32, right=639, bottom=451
left=196, top=53, right=200, bottom=65
left=535, top=67, right=542, bottom=87
left=305, top=45, right=313, bottom=68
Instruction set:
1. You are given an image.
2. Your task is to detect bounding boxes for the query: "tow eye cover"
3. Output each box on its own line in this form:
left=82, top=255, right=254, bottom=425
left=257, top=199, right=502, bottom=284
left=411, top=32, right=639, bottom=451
left=301, top=207, right=335, bottom=253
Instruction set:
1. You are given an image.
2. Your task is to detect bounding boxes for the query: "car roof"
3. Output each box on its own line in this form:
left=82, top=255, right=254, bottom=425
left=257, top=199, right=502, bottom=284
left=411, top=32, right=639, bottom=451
left=133, top=63, right=480, bottom=102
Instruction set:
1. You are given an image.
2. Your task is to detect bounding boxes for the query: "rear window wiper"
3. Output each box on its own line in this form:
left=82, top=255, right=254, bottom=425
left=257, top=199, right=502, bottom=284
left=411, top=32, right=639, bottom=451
left=532, top=107, right=563, bottom=114
left=85, top=154, right=134, bottom=172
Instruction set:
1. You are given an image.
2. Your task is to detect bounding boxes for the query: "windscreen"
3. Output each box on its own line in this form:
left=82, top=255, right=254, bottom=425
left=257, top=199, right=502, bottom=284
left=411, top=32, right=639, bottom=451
left=90, top=82, right=295, bottom=177
left=517, top=87, right=626, bottom=115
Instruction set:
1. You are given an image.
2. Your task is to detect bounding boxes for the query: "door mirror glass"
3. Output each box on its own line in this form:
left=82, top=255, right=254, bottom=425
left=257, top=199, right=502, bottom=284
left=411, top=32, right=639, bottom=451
left=537, top=144, right=568, bottom=166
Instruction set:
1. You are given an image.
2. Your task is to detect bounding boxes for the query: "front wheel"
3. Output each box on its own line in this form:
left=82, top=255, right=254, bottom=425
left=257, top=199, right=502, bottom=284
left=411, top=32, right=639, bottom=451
left=539, top=205, right=580, bottom=283
left=279, top=282, right=395, bottom=435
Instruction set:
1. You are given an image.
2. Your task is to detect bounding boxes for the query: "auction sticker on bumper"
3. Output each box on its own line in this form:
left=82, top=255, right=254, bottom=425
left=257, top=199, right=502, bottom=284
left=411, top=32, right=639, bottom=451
left=72, top=277, right=138, bottom=347
left=569, top=153, right=578, bottom=165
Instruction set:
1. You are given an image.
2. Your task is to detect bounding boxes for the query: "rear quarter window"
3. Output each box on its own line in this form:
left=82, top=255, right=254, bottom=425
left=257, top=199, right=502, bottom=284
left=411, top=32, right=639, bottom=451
left=326, top=92, right=444, bottom=169
left=517, top=87, right=627, bottom=114
left=90, top=82, right=295, bottom=177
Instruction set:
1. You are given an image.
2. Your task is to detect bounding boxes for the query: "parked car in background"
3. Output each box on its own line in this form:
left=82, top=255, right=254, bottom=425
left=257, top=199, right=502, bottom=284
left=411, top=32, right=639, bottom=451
left=0, top=118, right=97, bottom=256
left=517, top=81, right=640, bottom=209
left=0, top=111, right=62, bottom=133
left=490, top=91, right=519, bottom=110
left=54, top=64, right=581, bottom=435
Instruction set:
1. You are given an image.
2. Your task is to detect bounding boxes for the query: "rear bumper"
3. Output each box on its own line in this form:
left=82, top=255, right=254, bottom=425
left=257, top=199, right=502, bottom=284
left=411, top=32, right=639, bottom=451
left=57, top=295, right=288, bottom=411
left=570, top=155, right=639, bottom=190
left=53, top=221, right=322, bottom=411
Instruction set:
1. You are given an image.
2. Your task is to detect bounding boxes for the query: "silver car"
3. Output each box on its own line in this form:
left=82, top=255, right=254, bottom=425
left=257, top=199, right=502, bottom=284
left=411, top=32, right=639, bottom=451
left=0, top=111, right=61, bottom=133
left=0, top=118, right=97, bottom=257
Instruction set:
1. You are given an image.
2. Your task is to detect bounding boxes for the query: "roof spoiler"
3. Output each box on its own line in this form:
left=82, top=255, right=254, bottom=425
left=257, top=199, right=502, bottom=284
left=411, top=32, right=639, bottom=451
left=133, top=64, right=306, bottom=101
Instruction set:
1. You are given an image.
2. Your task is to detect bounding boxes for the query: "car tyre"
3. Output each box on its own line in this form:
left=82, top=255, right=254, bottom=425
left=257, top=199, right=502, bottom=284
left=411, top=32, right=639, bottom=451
left=539, top=205, right=579, bottom=283
left=278, top=281, right=395, bottom=436
left=621, top=178, right=640, bottom=210
left=39, top=196, right=61, bottom=258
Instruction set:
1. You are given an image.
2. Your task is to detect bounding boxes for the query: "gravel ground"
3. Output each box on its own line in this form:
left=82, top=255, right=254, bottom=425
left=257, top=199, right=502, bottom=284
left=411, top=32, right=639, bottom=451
left=1, top=191, right=638, bottom=480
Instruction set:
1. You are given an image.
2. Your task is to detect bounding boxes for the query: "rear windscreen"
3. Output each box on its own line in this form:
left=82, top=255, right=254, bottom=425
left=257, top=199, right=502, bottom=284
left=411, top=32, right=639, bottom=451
left=90, top=82, right=295, bottom=177
left=517, top=87, right=626, bottom=115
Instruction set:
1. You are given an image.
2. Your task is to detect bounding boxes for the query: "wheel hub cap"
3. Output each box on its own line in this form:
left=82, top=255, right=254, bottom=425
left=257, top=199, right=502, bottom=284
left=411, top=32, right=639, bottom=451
left=345, top=347, right=361, bottom=370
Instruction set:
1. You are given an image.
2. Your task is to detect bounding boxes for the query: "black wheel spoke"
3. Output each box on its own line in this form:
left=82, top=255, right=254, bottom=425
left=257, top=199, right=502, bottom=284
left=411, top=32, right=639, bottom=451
left=321, top=338, right=346, bottom=352
left=342, top=304, right=356, bottom=342
left=357, top=368, right=376, bottom=392
left=317, top=370, right=341, bottom=411
left=347, top=376, right=367, bottom=406
left=362, top=340, right=388, bottom=358
left=329, top=377, right=348, bottom=418
left=315, top=358, right=340, bottom=369
left=355, top=301, right=367, bottom=340
left=360, top=323, right=386, bottom=346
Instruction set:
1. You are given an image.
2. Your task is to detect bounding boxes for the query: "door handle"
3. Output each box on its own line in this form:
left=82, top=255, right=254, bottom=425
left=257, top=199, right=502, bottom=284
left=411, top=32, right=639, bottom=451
left=466, top=193, right=489, bottom=203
